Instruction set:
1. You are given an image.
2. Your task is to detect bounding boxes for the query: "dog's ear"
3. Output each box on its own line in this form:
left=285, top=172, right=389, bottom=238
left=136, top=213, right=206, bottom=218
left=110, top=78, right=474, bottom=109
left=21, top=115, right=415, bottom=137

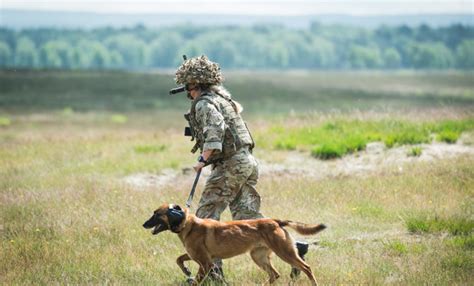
left=172, top=204, right=183, bottom=211
left=167, top=204, right=185, bottom=232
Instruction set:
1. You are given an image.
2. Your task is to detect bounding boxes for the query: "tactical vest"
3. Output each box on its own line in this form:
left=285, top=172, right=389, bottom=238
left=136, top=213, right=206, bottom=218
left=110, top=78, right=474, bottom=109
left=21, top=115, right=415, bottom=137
left=185, top=91, right=254, bottom=163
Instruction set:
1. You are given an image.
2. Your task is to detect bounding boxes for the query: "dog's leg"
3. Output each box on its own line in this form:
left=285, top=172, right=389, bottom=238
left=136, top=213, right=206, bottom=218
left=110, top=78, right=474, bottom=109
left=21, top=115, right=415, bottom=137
left=267, top=229, right=319, bottom=286
left=195, top=261, right=216, bottom=284
left=176, top=253, right=192, bottom=276
left=250, top=247, right=280, bottom=284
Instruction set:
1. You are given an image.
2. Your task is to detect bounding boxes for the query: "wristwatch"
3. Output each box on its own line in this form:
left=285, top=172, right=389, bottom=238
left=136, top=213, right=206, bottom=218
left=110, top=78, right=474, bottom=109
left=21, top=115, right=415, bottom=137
left=198, top=155, right=207, bottom=164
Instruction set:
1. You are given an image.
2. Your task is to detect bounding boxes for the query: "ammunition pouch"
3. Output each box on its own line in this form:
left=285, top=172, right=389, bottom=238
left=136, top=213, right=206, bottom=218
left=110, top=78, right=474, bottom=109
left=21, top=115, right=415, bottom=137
left=184, top=127, right=192, bottom=137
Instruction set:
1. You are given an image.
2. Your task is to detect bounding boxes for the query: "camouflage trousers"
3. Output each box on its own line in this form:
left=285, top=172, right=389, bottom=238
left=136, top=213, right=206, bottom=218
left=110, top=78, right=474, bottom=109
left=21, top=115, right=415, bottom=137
left=196, top=148, right=264, bottom=221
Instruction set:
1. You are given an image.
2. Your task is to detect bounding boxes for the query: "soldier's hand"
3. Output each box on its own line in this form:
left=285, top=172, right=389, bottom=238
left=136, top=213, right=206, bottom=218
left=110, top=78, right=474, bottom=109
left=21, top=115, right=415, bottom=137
left=193, top=162, right=205, bottom=172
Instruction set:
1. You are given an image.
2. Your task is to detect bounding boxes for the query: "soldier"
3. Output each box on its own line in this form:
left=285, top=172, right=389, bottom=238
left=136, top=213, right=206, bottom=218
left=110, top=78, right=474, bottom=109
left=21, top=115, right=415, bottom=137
left=175, top=55, right=307, bottom=281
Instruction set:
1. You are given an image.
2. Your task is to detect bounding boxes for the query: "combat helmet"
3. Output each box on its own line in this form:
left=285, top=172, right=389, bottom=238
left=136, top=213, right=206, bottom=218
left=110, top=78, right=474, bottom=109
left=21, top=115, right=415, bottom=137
left=175, top=55, right=224, bottom=85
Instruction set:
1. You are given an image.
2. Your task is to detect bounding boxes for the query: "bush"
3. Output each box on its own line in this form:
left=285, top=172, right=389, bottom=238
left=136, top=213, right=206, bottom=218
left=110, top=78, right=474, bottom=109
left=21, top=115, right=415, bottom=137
left=437, top=130, right=459, bottom=143
left=408, top=146, right=422, bottom=157
left=383, top=129, right=430, bottom=148
left=0, top=116, right=11, bottom=126
left=384, top=240, right=408, bottom=255
left=275, top=139, right=297, bottom=150
left=134, top=144, right=167, bottom=154
left=344, top=135, right=368, bottom=153
left=311, top=143, right=346, bottom=159
left=110, top=114, right=128, bottom=124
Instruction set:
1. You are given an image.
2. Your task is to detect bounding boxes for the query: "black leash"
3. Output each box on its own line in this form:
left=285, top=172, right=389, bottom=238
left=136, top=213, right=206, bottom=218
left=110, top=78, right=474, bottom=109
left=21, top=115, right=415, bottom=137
left=186, top=169, right=202, bottom=208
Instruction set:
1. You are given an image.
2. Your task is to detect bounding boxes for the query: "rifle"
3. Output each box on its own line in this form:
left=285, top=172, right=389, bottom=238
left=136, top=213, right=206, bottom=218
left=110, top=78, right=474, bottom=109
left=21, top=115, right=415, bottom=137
left=169, top=55, right=188, bottom=95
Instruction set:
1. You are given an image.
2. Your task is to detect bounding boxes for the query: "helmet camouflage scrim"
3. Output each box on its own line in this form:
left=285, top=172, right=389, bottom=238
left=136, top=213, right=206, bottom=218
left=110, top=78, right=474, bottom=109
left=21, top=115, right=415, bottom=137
left=175, top=55, right=224, bottom=85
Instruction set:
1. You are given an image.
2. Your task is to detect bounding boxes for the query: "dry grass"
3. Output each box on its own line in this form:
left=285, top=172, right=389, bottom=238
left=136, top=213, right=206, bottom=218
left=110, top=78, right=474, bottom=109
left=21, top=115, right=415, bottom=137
left=1, top=111, right=473, bottom=285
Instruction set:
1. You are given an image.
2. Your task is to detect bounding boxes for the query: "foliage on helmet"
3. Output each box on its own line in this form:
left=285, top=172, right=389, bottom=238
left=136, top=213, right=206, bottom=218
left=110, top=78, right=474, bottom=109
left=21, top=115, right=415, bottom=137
left=175, top=55, right=224, bottom=85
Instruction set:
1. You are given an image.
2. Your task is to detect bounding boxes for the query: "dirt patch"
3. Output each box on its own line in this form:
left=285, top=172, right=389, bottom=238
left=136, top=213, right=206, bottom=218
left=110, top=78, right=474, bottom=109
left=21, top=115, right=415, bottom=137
left=123, top=142, right=474, bottom=188
left=259, top=141, right=474, bottom=179
left=123, top=168, right=179, bottom=189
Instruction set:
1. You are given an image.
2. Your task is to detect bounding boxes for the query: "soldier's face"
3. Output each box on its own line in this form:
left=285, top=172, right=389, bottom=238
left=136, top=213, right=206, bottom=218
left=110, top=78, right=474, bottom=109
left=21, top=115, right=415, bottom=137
left=186, top=84, right=200, bottom=99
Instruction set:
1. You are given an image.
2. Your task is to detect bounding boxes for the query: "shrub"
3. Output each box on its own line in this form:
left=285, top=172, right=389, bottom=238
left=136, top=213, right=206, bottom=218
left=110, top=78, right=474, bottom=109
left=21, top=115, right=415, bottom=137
left=437, top=130, right=459, bottom=143
left=383, top=129, right=430, bottom=148
left=134, top=144, right=167, bottom=154
left=0, top=116, right=11, bottom=126
left=408, top=146, right=422, bottom=157
left=384, top=240, right=408, bottom=255
left=344, top=135, right=368, bottom=153
left=110, top=114, right=128, bottom=124
left=311, top=143, right=346, bottom=159
left=275, top=139, right=297, bottom=150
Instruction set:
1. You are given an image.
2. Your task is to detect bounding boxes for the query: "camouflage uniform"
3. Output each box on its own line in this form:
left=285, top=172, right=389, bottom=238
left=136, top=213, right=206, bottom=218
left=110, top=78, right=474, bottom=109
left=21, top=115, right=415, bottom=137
left=176, top=55, right=264, bottom=221
left=191, top=92, right=264, bottom=221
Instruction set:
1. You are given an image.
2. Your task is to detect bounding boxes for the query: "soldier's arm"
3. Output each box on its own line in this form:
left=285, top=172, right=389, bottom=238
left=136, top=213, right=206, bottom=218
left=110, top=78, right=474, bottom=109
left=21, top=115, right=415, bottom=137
left=195, top=100, right=225, bottom=154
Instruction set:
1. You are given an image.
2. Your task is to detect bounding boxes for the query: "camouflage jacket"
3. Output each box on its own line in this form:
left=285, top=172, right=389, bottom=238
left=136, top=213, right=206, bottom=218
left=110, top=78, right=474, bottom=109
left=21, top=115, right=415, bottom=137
left=186, top=91, right=254, bottom=163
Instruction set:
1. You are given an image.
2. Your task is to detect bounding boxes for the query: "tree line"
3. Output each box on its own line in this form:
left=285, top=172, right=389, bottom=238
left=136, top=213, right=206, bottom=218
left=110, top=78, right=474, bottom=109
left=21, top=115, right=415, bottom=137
left=0, top=23, right=473, bottom=70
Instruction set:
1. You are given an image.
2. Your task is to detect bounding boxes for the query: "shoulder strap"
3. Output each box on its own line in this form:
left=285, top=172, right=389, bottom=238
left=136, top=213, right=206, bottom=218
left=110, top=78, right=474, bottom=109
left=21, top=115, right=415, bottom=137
left=190, top=93, right=218, bottom=116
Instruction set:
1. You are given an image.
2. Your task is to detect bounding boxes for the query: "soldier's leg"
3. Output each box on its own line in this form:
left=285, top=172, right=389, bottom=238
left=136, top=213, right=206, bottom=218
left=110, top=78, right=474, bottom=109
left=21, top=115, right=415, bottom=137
left=195, top=165, right=232, bottom=220
left=195, top=165, right=235, bottom=284
left=229, top=155, right=264, bottom=220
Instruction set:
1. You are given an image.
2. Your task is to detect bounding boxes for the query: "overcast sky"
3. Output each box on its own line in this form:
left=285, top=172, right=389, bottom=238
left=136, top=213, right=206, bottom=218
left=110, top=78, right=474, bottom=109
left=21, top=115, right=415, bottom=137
left=2, top=0, right=473, bottom=15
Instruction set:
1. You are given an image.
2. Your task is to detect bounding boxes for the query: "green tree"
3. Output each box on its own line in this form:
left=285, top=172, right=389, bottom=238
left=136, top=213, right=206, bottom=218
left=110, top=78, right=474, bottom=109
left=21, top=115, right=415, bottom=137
left=39, top=40, right=73, bottom=68
left=109, top=50, right=124, bottom=68
left=14, top=36, right=38, bottom=67
left=105, top=34, right=146, bottom=68
left=268, top=42, right=289, bottom=68
left=455, top=40, right=474, bottom=69
left=382, top=48, right=402, bottom=69
left=308, top=37, right=336, bottom=68
left=148, top=32, right=182, bottom=68
left=74, top=40, right=111, bottom=69
left=349, top=45, right=383, bottom=69
left=407, top=42, right=454, bottom=69
left=0, top=41, right=12, bottom=67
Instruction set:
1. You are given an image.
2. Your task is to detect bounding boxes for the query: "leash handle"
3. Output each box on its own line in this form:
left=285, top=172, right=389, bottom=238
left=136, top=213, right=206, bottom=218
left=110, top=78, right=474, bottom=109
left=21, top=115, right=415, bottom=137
left=186, top=169, right=202, bottom=208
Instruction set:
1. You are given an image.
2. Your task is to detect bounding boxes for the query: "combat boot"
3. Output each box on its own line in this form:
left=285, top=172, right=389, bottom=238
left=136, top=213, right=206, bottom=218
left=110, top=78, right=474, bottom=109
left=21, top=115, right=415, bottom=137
left=290, top=241, right=309, bottom=278
left=209, top=259, right=228, bottom=285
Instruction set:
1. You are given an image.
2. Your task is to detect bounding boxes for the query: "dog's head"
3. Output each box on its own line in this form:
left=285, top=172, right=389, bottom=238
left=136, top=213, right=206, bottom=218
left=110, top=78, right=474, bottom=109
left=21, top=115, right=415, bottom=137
left=143, top=204, right=186, bottom=234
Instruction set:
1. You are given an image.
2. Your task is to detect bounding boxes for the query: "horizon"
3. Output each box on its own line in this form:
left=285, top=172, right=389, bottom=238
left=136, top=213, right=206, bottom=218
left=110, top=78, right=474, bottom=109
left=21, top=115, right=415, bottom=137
left=2, top=0, right=473, bottom=16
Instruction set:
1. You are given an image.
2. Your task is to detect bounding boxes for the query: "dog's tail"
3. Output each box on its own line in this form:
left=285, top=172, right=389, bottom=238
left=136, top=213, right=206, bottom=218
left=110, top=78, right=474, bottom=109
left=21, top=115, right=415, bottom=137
left=276, top=220, right=327, bottom=235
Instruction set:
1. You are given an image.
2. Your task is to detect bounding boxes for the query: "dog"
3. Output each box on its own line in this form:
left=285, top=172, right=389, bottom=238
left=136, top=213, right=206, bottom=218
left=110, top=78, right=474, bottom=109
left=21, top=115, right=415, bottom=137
left=143, top=204, right=326, bottom=285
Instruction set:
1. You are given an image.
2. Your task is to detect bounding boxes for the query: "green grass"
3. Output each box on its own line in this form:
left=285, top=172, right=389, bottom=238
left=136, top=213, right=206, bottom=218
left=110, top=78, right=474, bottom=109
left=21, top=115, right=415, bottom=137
left=1, top=70, right=474, bottom=285
left=267, top=118, right=474, bottom=159
left=408, top=146, right=423, bottom=157
left=437, top=130, right=460, bottom=143
left=133, top=144, right=168, bottom=154
left=446, top=235, right=474, bottom=250
left=406, top=215, right=474, bottom=236
left=0, top=116, right=11, bottom=126
left=1, top=70, right=474, bottom=114
left=110, top=114, right=128, bottom=124
left=1, top=118, right=473, bottom=285
left=384, top=240, right=408, bottom=255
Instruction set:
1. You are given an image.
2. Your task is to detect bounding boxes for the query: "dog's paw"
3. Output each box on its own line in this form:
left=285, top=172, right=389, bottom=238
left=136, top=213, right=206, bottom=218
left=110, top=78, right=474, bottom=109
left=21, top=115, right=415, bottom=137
left=185, top=277, right=196, bottom=285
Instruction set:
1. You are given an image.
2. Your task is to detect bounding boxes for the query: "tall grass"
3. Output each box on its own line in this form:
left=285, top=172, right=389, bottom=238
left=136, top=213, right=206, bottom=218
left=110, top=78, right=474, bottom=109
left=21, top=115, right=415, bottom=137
left=1, top=70, right=474, bottom=284
left=1, top=110, right=473, bottom=285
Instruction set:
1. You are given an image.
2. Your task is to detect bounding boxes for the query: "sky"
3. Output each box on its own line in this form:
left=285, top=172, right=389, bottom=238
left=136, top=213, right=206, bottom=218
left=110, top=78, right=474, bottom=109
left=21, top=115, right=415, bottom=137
left=2, top=0, right=473, bottom=15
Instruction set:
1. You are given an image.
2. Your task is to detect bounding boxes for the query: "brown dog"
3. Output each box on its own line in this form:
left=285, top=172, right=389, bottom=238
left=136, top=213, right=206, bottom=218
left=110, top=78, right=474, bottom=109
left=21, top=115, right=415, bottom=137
left=143, top=204, right=326, bottom=285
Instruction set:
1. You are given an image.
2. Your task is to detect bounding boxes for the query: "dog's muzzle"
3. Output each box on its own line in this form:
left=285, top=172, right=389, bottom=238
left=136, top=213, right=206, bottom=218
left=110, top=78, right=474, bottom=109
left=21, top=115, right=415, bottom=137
left=152, top=223, right=167, bottom=235
left=143, top=216, right=168, bottom=235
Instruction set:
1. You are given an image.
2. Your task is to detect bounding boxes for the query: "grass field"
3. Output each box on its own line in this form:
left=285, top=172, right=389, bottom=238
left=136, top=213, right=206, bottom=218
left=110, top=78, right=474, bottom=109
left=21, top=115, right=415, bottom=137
left=1, top=70, right=473, bottom=285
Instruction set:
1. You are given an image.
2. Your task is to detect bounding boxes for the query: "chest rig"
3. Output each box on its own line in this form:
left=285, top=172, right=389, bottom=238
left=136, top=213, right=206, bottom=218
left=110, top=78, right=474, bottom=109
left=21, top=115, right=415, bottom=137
left=184, top=91, right=255, bottom=164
